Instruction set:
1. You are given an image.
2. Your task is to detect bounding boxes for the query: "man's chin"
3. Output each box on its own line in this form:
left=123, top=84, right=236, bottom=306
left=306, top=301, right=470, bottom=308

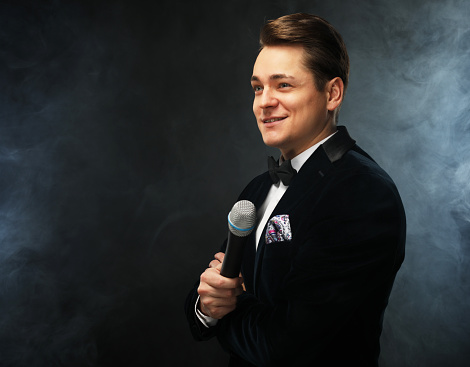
left=263, top=139, right=283, bottom=151
left=261, top=133, right=285, bottom=149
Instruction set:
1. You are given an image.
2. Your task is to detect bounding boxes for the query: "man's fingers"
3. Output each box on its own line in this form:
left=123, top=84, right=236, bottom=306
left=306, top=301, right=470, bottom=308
left=198, top=280, right=242, bottom=299
left=200, top=302, right=236, bottom=320
left=235, top=284, right=244, bottom=296
left=208, top=259, right=220, bottom=268
left=199, top=268, right=242, bottom=290
left=201, top=295, right=238, bottom=308
left=208, top=253, right=225, bottom=268
left=214, top=252, right=225, bottom=263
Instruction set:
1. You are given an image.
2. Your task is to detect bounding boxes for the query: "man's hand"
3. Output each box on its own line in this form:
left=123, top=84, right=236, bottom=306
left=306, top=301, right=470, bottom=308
left=197, top=252, right=244, bottom=319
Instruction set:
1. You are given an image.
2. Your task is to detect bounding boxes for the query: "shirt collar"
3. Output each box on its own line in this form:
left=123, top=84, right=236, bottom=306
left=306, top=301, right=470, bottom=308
left=279, top=131, right=337, bottom=172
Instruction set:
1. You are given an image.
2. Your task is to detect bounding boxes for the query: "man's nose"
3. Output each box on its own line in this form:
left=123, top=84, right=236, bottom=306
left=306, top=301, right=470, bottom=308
left=259, top=88, right=278, bottom=109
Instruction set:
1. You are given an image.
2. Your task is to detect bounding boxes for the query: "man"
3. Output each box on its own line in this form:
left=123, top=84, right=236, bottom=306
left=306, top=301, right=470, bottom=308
left=185, top=13, right=406, bottom=366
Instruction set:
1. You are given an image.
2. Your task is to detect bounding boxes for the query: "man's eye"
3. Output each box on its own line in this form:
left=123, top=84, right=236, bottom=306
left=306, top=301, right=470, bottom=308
left=279, top=83, right=291, bottom=88
left=253, top=85, right=263, bottom=92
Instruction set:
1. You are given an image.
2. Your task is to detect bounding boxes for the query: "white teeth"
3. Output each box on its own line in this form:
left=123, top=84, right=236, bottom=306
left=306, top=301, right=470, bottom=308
left=265, top=117, right=284, bottom=123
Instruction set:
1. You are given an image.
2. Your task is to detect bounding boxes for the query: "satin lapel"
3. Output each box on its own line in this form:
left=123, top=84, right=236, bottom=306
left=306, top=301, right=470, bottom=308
left=276, top=147, right=335, bottom=213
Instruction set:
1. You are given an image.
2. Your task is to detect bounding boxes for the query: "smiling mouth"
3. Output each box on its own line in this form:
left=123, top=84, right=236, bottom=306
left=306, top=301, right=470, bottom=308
left=263, top=117, right=286, bottom=123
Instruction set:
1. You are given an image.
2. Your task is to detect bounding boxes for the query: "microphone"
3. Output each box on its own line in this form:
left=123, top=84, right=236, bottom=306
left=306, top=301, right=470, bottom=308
left=220, top=200, right=256, bottom=278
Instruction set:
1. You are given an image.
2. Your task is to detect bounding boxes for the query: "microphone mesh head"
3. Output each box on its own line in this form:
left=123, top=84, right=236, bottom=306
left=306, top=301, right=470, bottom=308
left=228, top=200, right=256, bottom=237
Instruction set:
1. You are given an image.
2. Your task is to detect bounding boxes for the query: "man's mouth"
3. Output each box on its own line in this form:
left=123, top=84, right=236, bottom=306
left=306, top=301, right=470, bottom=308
left=263, top=117, right=286, bottom=123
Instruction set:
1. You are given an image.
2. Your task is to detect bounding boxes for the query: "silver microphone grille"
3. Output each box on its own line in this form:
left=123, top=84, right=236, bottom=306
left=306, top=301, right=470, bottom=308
left=228, top=200, right=256, bottom=237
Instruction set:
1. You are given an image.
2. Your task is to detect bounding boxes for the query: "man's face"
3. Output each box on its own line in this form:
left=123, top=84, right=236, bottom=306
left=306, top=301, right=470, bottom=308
left=251, top=45, right=336, bottom=160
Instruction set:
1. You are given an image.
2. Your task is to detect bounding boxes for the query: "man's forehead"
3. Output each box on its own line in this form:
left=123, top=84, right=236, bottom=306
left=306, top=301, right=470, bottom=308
left=252, top=46, right=308, bottom=79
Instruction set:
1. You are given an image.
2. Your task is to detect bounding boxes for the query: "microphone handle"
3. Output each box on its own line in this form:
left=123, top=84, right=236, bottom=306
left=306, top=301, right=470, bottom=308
left=220, top=232, right=247, bottom=278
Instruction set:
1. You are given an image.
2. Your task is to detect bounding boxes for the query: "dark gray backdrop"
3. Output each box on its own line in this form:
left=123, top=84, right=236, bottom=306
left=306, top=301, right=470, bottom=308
left=1, top=0, right=469, bottom=366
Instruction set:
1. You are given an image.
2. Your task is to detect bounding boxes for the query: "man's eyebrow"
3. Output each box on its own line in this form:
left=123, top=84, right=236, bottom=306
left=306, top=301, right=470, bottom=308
left=251, top=74, right=295, bottom=82
left=270, top=74, right=295, bottom=80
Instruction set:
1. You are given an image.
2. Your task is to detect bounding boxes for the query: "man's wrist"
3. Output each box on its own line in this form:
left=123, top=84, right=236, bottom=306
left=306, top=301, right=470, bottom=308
left=195, top=296, right=218, bottom=327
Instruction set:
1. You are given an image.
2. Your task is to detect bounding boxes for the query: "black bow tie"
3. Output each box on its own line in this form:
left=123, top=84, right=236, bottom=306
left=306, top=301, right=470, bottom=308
left=268, top=156, right=297, bottom=186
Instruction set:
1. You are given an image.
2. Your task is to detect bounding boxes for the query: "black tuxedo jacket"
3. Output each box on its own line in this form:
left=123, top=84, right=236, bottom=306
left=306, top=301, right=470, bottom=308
left=185, top=126, right=406, bottom=366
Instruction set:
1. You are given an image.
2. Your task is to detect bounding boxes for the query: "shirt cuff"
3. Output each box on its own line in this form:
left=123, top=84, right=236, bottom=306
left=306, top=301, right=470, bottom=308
left=195, top=295, right=218, bottom=328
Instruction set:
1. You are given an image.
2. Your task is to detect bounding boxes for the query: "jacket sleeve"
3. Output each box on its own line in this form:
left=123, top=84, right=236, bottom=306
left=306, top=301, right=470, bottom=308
left=215, top=171, right=406, bottom=366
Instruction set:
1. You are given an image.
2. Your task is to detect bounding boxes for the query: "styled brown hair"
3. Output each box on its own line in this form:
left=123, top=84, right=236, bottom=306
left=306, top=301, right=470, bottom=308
left=260, top=13, right=350, bottom=93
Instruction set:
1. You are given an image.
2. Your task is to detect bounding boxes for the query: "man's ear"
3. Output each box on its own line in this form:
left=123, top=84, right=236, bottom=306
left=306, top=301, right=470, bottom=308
left=326, top=77, right=344, bottom=112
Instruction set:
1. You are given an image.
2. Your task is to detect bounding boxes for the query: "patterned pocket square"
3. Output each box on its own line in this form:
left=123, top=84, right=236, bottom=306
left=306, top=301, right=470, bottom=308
left=265, top=214, right=292, bottom=244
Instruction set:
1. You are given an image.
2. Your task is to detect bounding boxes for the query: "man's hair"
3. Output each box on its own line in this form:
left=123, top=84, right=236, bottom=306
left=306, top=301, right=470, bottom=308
left=259, top=13, right=349, bottom=93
